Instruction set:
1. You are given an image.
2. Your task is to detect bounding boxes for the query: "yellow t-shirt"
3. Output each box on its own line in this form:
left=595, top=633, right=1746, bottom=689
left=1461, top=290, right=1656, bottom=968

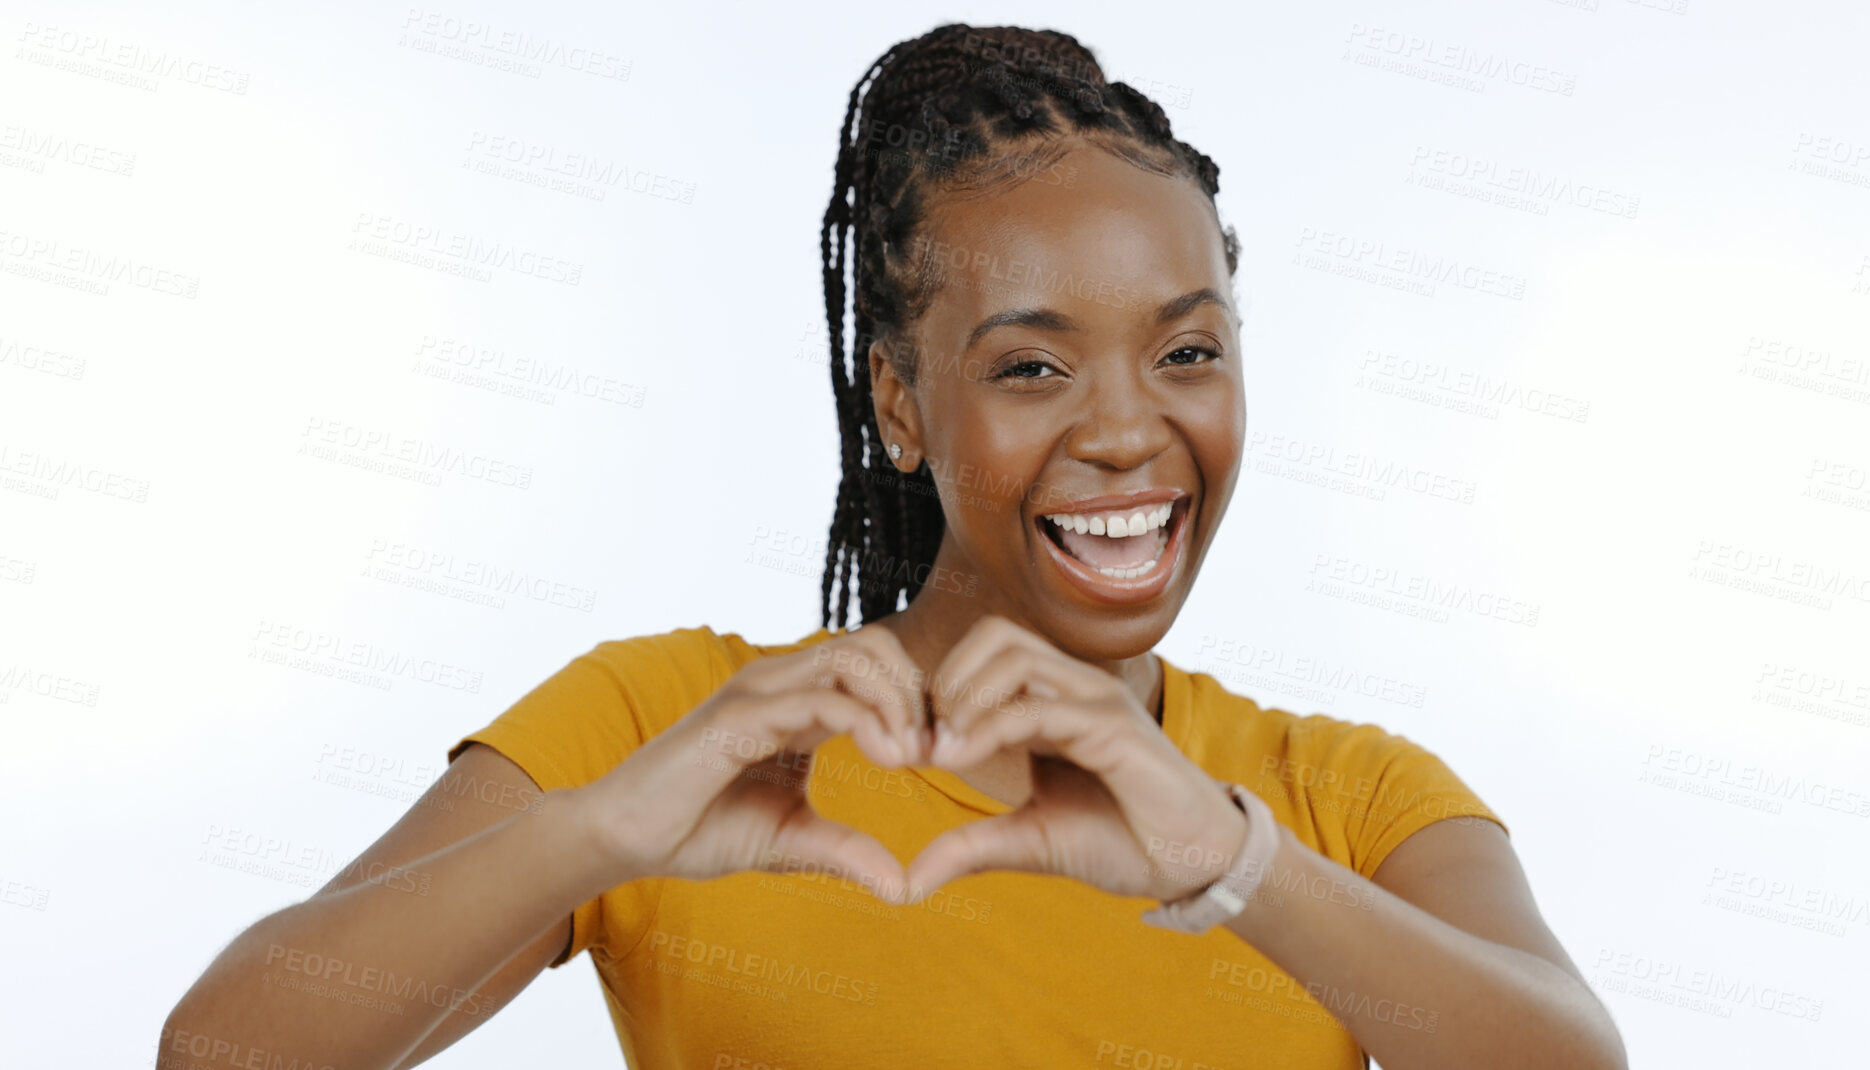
left=449, top=625, right=1506, bottom=1070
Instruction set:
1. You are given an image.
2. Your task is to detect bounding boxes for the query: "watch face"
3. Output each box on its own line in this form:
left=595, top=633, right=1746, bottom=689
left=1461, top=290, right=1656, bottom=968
left=1207, top=884, right=1248, bottom=915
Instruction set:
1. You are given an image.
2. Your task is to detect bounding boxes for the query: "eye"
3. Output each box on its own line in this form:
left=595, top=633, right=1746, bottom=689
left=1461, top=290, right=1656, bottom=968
left=1160, top=345, right=1222, bottom=367
left=993, top=358, right=1061, bottom=381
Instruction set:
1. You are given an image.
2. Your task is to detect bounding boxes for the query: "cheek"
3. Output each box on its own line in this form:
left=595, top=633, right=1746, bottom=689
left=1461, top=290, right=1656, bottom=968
left=951, top=406, right=1051, bottom=491
left=924, top=413, right=1046, bottom=527
left=1182, top=379, right=1246, bottom=474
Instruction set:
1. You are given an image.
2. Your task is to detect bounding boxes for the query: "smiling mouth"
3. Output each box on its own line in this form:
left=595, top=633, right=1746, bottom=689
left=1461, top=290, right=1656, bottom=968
left=1032, top=493, right=1189, bottom=594
left=1036, top=497, right=1188, bottom=579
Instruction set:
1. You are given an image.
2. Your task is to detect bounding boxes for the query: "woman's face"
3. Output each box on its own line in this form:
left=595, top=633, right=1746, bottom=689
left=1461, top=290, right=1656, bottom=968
left=874, top=137, right=1246, bottom=662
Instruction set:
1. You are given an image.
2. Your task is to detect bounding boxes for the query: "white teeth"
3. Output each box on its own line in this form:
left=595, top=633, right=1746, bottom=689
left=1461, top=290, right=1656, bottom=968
left=1096, top=558, right=1161, bottom=579
left=1040, top=502, right=1186, bottom=581
left=1041, top=501, right=1177, bottom=539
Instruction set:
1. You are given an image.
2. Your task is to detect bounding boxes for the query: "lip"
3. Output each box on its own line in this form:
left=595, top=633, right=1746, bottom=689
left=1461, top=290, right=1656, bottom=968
left=1035, top=488, right=1187, bottom=515
left=1034, top=493, right=1193, bottom=606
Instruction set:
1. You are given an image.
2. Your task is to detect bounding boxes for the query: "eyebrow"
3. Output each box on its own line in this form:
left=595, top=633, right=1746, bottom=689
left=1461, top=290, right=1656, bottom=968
left=964, top=288, right=1233, bottom=350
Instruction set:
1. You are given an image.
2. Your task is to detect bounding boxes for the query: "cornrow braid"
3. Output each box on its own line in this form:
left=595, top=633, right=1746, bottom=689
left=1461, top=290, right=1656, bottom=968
left=818, top=23, right=1240, bottom=630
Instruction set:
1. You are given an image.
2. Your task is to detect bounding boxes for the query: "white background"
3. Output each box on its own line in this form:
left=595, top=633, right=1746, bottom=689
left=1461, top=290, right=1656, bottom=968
left=2, top=0, right=1865, bottom=1066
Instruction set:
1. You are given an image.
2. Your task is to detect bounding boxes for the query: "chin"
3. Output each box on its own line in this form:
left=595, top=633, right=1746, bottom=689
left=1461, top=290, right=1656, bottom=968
left=1036, top=608, right=1181, bottom=664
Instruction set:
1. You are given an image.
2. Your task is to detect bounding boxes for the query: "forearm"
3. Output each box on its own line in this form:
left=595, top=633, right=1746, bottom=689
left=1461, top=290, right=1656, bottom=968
left=1220, top=824, right=1625, bottom=1070
left=162, top=789, right=624, bottom=1070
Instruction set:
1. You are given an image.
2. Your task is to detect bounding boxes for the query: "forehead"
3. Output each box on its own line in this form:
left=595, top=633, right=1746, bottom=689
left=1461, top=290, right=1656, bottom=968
left=911, top=141, right=1231, bottom=343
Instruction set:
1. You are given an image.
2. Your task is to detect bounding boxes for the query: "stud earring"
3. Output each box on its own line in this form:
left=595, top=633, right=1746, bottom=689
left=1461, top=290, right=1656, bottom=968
left=888, top=443, right=903, bottom=461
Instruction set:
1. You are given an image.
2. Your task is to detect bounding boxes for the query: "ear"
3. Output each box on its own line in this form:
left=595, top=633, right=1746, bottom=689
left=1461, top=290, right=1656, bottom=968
left=869, top=334, right=925, bottom=471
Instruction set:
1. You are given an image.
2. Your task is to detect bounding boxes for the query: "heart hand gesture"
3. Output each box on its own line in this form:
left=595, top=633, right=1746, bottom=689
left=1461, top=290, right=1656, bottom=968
left=902, top=615, right=1250, bottom=906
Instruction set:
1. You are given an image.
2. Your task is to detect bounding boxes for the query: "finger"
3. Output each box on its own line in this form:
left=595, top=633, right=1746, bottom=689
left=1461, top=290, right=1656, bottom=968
left=934, top=644, right=1065, bottom=758
left=936, top=695, right=1047, bottom=771
left=753, top=684, right=910, bottom=768
left=843, top=623, right=934, bottom=759
left=764, top=807, right=910, bottom=904
left=793, top=629, right=929, bottom=763
left=903, top=810, right=1051, bottom=903
left=935, top=646, right=1137, bottom=774
left=927, top=615, right=1078, bottom=724
left=949, top=693, right=1170, bottom=801
left=684, top=687, right=907, bottom=803
left=942, top=703, right=1225, bottom=877
left=925, top=615, right=1024, bottom=724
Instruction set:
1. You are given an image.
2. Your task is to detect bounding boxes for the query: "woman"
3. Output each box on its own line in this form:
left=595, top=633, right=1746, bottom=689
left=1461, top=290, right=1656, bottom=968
left=163, top=23, right=1627, bottom=1070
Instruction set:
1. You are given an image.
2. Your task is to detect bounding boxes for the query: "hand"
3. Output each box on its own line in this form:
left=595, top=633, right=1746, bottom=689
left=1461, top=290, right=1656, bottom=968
left=904, top=615, right=1251, bottom=905
left=576, top=624, right=930, bottom=900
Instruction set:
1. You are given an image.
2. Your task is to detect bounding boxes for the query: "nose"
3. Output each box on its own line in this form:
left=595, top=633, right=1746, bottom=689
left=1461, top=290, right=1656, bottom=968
left=1062, top=370, right=1173, bottom=471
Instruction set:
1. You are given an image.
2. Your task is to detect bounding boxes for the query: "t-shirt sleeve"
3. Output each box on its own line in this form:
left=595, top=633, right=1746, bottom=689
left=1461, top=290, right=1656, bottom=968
left=1295, top=718, right=1508, bottom=881
left=446, top=627, right=726, bottom=966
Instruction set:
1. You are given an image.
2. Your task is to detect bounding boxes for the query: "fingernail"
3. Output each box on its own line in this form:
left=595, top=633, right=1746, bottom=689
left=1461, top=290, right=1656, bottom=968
left=931, top=723, right=957, bottom=764
left=883, top=735, right=907, bottom=765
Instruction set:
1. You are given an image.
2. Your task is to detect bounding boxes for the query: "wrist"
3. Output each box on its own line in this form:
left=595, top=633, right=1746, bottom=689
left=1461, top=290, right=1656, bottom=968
left=1140, top=784, right=1281, bottom=933
left=548, top=785, right=657, bottom=894
left=1143, top=794, right=1251, bottom=902
left=1218, top=822, right=1303, bottom=939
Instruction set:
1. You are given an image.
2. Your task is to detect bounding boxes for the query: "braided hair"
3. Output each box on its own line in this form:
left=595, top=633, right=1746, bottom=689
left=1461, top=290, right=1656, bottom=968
left=819, top=23, right=1240, bottom=630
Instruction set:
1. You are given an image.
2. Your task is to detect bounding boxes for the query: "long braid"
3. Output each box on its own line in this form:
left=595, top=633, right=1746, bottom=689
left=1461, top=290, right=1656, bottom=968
left=820, top=55, right=885, bottom=629
left=819, top=24, right=1240, bottom=630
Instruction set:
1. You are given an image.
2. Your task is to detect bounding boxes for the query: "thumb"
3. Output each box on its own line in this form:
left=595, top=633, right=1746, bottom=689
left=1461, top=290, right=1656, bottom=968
left=903, top=812, right=1050, bottom=904
left=763, top=810, right=909, bottom=904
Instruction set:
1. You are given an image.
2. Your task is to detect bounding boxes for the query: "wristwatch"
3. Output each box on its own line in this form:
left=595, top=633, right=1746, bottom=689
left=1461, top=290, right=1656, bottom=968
left=1139, top=782, right=1281, bottom=933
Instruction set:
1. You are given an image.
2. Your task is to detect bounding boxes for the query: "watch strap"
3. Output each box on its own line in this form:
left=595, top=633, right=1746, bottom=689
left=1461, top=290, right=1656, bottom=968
left=1140, top=783, right=1281, bottom=933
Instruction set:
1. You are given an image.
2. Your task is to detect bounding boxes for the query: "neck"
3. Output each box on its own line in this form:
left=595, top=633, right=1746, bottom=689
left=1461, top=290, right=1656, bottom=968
left=866, top=543, right=1165, bottom=724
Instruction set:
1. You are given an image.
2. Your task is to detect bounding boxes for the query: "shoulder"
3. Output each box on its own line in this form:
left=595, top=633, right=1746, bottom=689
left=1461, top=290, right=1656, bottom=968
left=1174, top=663, right=1474, bottom=790
left=583, top=624, right=736, bottom=700
left=449, top=623, right=834, bottom=788
left=576, top=622, right=839, bottom=725
left=585, top=623, right=836, bottom=692
left=1170, top=663, right=1504, bottom=878
left=1169, top=664, right=1337, bottom=775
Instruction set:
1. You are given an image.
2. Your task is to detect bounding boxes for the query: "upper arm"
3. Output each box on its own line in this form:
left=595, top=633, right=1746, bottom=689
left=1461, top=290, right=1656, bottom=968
left=1369, top=817, right=1586, bottom=986
left=316, top=741, right=571, bottom=1069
